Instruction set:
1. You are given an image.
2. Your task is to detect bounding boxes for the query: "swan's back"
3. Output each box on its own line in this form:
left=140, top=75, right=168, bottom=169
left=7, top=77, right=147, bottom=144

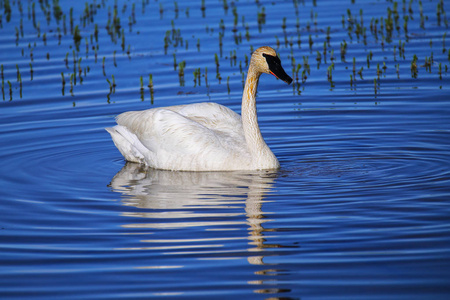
left=117, top=102, right=241, bottom=136
left=107, top=102, right=251, bottom=171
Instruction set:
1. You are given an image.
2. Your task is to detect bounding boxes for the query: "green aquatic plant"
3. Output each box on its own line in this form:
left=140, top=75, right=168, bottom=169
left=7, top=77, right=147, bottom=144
left=340, top=40, right=347, bottom=61
left=327, top=63, right=334, bottom=82
left=222, top=0, right=229, bottom=12
left=245, top=23, right=250, bottom=41
left=18, top=71, right=22, bottom=98
left=31, top=2, right=36, bottom=28
left=178, top=60, right=186, bottom=86
left=94, top=24, right=99, bottom=43
left=303, top=56, right=310, bottom=75
left=301, top=69, right=307, bottom=83
left=73, top=25, right=82, bottom=51
left=85, top=37, right=89, bottom=57
left=173, top=53, right=177, bottom=70
left=316, top=51, right=322, bottom=67
left=102, top=57, right=106, bottom=76
left=295, top=64, right=302, bottom=82
left=148, top=74, right=153, bottom=89
left=201, top=0, right=206, bottom=16
left=322, top=42, right=327, bottom=63
left=1, top=64, right=4, bottom=90
left=65, top=52, right=69, bottom=69
left=419, top=1, right=425, bottom=29
left=326, top=26, right=331, bottom=44
left=424, top=56, right=432, bottom=73
left=7, top=80, right=12, bottom=101
left=4, top=0, right=12, bottom=22
left=29, top=63, right=33, bottom=81
left=443, top=32, right=447, bottom=53
left=112, top=75, right=116, bottom=90
left=358, top=66, right=364, bottom=80
left=193, top=68, right=200, bottom=87
left=69, top=74, right=74, bottom=96
left=232, top=6, right=238, bottom=27
left=78, top=58, right=82, bottom=81
left=218, top=32, right=223, bottom=55
left=214, top=53, right=220, bottom=68
left=159, top=3, right=163, bottom=17
left=174, top=1, right=179, bottom=18
left=121, top=29, right=125, bottom=51
left=15, top=27, right=19, bottom=45
left=399, top=40, right=406, bottom=58
left=411, top=54, right=418, bottom=78
left=61, top=72, right=65, bottom=94
left=282, top=17, right=287, bottom=31
left=257, top=6, right=265, bottom=32
left=353, top=57, right=356, bottom=75
left=403, top=15, right=409, bottom=33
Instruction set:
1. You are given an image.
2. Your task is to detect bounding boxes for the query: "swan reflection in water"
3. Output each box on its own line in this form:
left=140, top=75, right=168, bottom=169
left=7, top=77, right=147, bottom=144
left=109, top=163, right=295, bottom=297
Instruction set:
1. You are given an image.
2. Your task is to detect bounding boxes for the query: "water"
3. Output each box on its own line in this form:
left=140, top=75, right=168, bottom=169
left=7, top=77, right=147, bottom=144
left=1, top=0, right=450, bottom=299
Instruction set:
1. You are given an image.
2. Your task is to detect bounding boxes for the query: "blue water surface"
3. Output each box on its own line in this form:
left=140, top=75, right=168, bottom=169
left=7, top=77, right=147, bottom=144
left=1, top=0, right=449, bottom=299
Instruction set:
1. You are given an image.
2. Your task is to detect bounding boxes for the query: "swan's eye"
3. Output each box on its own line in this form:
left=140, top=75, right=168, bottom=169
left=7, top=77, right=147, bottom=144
left=262, top=53, right=281, bottom=65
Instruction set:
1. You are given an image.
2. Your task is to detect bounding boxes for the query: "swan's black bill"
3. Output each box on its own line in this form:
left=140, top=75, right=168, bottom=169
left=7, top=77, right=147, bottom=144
left=263, top=53, right=293, bottom=85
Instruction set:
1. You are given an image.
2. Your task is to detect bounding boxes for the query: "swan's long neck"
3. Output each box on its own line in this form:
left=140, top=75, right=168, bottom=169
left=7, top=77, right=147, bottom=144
left=241, top=67, right=279, bottom=169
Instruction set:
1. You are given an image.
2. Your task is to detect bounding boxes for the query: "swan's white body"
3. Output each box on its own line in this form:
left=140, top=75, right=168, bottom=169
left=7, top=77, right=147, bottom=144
left=106, top=46, right=292, bottom=171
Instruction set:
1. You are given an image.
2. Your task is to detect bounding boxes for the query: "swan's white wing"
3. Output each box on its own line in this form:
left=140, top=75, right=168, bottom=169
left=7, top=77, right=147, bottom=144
left=116, top=108, right=224, bottom=152
left=113, top=103, right=249, bottom=170
left=146, top=109, right=224, bottom=154
left=117, top=108, right=246, bottom=170
left=105, top=125, right=146, bottom=164
left=177, top=102, right=242, bottom=132
left=116, top=103, right=241, bottom=133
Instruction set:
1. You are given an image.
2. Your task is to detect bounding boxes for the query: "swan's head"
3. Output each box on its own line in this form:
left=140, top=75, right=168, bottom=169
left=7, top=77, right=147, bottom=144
left=251, top=46, right=293, bottom=85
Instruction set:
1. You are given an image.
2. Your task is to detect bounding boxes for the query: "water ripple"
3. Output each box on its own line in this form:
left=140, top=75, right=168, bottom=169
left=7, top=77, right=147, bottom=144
left=1, top=0, right=450, bottom=299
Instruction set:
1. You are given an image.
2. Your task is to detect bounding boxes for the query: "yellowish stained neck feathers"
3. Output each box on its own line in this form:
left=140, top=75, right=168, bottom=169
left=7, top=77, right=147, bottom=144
left=241, top=48, right=279, bottom=169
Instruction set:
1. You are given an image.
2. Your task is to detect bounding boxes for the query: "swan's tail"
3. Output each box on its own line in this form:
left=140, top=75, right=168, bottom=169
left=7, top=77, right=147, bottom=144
left=106, top=125, right=147, bottom=164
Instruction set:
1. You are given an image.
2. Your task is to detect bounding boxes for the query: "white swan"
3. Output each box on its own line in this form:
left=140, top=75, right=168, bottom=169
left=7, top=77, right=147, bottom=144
left=106, top=46, right=292, bottom=171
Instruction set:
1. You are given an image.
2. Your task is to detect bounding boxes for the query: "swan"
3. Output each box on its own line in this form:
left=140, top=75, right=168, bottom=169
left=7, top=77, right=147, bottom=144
left=106, top=46, right=292, bottom=171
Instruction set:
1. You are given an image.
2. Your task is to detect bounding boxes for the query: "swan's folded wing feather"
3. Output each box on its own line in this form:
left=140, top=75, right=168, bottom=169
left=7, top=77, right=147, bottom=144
left=177, top=103, right=241, bottom=132
left=129, top=109, right=223, bottom=155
